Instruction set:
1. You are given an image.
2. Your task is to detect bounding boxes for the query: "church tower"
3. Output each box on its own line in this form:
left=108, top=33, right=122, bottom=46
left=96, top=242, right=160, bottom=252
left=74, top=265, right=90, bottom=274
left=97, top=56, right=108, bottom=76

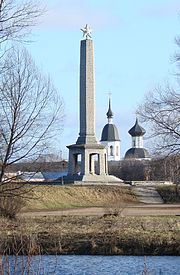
left=124, top=118, right=150, bottom=159
left=100, top=99, right=121, bottom=161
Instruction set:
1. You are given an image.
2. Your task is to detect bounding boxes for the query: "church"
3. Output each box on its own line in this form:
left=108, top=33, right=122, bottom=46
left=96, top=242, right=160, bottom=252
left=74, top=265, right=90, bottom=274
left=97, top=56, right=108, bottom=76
left=100, top=99, right=121, bottom=161
left=124, top=118, right=150, bottom=160
left=100, top=101, right=150, bottom=161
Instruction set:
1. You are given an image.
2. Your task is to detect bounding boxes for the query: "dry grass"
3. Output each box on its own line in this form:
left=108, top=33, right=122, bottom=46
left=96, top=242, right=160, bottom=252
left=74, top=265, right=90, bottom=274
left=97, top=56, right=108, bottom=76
left=23, top=185, right=138, bottom=211
left=0, top=215, right=179, bottom=255
left=1, top=185, right=179, bottom=255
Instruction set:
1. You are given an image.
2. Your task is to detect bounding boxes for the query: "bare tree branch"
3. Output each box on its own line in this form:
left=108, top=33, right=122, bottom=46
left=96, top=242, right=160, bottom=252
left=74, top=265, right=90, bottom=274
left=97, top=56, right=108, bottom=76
left=137, top=87, right=180, bottom=156
left=0, top=46, right=64, bottom=184
left=0, top=0, right=44, bottom=46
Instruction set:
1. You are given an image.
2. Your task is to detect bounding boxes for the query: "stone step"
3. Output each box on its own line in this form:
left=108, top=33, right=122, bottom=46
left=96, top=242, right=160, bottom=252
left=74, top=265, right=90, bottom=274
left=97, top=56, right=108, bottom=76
left=132, top=186, right=164, bottom=204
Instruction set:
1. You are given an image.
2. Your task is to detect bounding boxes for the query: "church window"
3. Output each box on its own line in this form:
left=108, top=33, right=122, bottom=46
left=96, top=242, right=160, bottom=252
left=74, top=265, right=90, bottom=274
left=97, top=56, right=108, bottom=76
left=116, top=146, right=119, bottom=156
left=110, top=145, right=113, bottom=156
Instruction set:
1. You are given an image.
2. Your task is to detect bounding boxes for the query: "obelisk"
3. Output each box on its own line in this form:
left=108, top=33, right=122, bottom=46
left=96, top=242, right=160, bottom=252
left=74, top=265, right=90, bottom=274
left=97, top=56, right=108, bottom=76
left=65, top=24, right=122, bottom=184
left=76, top=36, right=97, bottom=144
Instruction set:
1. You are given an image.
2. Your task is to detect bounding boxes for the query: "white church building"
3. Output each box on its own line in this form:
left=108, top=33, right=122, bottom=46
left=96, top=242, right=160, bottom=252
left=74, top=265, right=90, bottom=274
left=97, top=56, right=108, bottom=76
left=100, top=99, right=121, bottom=161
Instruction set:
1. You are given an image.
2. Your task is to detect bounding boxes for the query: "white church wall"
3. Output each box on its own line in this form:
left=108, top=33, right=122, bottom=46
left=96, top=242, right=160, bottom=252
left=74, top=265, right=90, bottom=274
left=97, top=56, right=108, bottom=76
left=101, top=140, right=120, bottom=161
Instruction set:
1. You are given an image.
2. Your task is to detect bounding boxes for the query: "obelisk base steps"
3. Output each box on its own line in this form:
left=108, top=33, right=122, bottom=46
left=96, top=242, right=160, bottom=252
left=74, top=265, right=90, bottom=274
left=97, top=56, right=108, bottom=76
left=64, top=174, right=124, bottom=185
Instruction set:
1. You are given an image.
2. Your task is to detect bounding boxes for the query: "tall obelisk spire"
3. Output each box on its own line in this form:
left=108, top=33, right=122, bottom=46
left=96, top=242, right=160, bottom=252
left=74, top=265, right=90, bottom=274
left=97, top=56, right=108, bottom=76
left=76, top=24, right=97, bottom=144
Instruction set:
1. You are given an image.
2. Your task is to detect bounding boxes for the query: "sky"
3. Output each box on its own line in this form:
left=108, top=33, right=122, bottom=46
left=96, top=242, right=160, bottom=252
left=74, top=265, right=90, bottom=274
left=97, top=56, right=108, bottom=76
left=26, top=0, right=180, bottom=160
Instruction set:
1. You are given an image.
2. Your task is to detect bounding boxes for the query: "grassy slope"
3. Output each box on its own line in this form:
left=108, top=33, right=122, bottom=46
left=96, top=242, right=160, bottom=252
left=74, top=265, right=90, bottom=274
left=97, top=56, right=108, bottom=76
left=24, top=185, right=138, bottom=211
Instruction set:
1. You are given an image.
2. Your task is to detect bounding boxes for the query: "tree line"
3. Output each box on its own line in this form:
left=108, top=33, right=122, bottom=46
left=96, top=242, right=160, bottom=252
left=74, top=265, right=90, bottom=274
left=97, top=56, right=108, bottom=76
left=109, top=156, right=179, bottom=185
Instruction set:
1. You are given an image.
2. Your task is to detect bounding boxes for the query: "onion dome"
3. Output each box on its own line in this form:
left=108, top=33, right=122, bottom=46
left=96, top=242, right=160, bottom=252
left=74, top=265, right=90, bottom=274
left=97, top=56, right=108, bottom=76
left=125, top=148, right=150, bottom=159
left=128, top=118, right=146, bottom=137
left=101, top=124, right=120, bottom=141
left=101, top=99, right=120, bottom=141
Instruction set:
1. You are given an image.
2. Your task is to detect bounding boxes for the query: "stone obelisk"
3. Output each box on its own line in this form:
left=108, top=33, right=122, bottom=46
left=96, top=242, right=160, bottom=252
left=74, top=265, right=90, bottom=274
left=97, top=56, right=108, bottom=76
left=65, top=25, right=122, bottom=184
left=76, top=38, right=97, bottom=145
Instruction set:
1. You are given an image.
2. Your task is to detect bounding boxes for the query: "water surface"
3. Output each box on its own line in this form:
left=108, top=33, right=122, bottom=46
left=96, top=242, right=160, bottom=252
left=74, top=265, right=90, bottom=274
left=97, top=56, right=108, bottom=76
left=3, top=255, right=180, bottom=275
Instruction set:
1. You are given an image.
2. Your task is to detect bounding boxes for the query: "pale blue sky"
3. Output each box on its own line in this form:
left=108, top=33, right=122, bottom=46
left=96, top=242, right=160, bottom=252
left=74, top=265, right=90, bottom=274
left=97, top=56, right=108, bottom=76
left=27, top=0, right=180, bottom=159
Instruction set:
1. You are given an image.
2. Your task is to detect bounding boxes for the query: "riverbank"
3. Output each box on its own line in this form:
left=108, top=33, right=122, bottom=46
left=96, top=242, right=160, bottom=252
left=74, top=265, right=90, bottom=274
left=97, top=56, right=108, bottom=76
left=0, top=185, right=179, bottom=256
left=0, top=215, right=179, bottom=256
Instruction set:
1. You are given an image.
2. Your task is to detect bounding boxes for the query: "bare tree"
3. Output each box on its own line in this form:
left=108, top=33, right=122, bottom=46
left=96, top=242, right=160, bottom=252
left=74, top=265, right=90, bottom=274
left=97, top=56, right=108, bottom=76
left=136, top=35, right=180, bottom=188
left=149, top=156, right=180, bottom=185
left=137, top=87, right=180, bottom=155
left=137, top=34, right=180, bottom=156
left=0, top=0, right=43, bottom=47
left=109, top=160, right=148, bottom=181
left=0, top=1, right=61, bottom=218
left=0, top=46, right=64, bottom=184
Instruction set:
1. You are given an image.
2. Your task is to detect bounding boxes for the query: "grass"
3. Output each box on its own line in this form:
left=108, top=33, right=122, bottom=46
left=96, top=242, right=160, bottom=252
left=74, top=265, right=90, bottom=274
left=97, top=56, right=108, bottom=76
left=0, top=184, right=179, bottom=256
left=23, top=185, right=138, bottom=211
left=157, top=185, right=180, bottom=203
left=0, top=215, right=179, bottom=255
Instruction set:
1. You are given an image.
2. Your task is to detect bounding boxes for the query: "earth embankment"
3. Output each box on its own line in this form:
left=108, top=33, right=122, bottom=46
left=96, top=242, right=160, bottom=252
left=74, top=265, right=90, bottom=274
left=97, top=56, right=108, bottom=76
left=24, top=185, right=138, bottom=211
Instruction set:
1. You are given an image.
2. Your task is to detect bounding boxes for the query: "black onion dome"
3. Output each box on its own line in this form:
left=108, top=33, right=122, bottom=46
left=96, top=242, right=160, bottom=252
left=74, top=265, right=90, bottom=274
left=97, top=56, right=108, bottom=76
left=128, top=118, right=146, bottom=137
left=125, top=148, right=150, bottom=159
left=101, top=124, right=120, bottom=141
left=106, top=99, right=113, bottom=118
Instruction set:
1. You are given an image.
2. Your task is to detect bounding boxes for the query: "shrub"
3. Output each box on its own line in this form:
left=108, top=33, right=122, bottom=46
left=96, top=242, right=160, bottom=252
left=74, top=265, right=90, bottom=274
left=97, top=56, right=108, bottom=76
left=157, top=185, right=180, bottom=203
left=0, top=183, right=29, bottom=219
left=0, top=195, right=26, bottom=219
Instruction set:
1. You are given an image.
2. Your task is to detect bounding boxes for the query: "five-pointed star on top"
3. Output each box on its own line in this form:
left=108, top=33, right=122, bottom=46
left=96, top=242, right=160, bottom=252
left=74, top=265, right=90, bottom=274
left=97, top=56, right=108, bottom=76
left=81, top=24, right=92, bottom=39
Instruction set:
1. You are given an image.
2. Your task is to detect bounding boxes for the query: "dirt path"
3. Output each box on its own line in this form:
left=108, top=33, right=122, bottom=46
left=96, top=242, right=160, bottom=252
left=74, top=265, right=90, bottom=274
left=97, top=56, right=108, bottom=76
left=20, top=204, right=180, bottom=217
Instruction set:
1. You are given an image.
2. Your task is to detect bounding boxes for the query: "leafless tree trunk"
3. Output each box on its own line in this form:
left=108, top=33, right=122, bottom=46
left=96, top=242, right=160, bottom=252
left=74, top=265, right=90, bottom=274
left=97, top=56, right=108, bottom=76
left=0, top=46, right=64, bottom=184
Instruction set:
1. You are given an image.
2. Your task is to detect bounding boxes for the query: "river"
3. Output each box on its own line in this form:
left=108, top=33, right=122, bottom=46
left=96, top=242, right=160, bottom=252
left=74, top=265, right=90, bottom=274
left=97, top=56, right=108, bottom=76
left=2, top=255, right=180, bottom=274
